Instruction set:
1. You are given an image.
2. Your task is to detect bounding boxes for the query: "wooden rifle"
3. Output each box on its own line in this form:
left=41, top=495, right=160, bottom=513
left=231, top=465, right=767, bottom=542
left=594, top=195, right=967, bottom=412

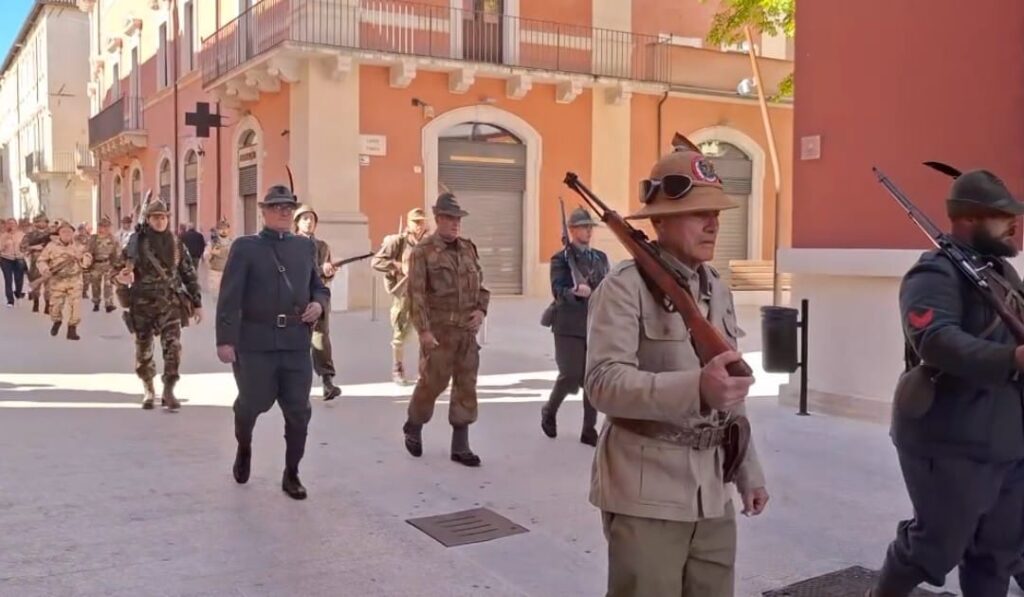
left=562, top=172, right=753, bottom=377
left=559, top=196, right=587, bottom=288
left=331, top=252, right=374, bottom=268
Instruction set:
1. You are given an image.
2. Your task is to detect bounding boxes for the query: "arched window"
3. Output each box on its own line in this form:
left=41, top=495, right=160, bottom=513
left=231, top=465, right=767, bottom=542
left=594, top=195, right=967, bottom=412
left=439, top=122, right=521, bottom=144
left=184, top=150, right=198, bottom=226
left=131, top=168, right=142, bottom=212
left=113, top=175, right=123, bottom=223
left=159, top=158, right=171, bottom=205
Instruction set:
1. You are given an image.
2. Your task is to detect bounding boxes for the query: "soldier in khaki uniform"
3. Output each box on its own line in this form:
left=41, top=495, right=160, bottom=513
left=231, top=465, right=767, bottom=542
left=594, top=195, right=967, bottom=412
left=21, top=213, right=52, bottom=313
left=585, top=140, right=769, bottom=597
left=371, top=207, right=429, bottom=384
left=37, top=220, right=92, bottom=340
left=294, top=204, right=342, bottom=400
left=207, top=219, right=232, bottom=295
left=402, top=193, right=490, bottom=467
left=87, top=216, right=120, bottom=313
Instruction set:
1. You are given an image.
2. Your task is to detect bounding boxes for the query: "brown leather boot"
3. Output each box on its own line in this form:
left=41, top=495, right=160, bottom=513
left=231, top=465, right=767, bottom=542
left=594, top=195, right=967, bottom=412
left=66, top=325, right=80, bottom=341
left=161, top=380, right=181, bottom=412
left=141, top=378, right=156, bottom=410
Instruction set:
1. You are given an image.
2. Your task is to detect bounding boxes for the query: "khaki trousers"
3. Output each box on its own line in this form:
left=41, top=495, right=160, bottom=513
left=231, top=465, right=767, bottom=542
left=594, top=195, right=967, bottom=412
left=602, top=502, right=736, bottom=597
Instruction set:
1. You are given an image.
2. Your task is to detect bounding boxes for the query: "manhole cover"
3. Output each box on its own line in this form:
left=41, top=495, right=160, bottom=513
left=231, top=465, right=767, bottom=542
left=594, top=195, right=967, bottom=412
left=763, top=566, right=954, bottom=596
left=406, top=507, right=528, bottom=547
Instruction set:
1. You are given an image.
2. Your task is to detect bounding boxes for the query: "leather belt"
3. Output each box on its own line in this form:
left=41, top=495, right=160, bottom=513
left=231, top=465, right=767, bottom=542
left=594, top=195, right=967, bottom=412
left=609, top=417, right=727, bottom=450
left=243, top=313, right=305, bottom=328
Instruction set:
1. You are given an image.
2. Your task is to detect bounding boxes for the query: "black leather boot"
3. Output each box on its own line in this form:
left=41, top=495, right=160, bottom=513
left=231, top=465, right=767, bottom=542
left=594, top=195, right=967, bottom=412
left=541, top=404, right=557, bottom=438
left=66, top=325, right=80, bottom=341
left=141, top=378, right=156, bottom=410
left=233, top=444, right=251, bottom=484
left=44, top=300, right=50, bottom=314
left=281, top=468, right=307, bottom=500
left=92, top=303, right=100, bottom=312
left=322, top=376, right=341, bottom=401
left=450, top=425, right=481, bottom=467
left=49, top=321, right=61, bottom=336
left=403, top=421, right=423, bottom=457
left=31, top=296, right=39, bottom=312
left=580, top=395, right=598, bottom=446
left=105, top=304, right=116, bottom=313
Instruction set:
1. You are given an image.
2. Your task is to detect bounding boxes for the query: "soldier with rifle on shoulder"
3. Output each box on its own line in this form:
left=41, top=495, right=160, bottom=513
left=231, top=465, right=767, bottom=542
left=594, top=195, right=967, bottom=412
left=564, top=133, right=767, bottom=597
left=869, top=164, right=1024, bottom=597
left=540, top=202, right=609, bottom=446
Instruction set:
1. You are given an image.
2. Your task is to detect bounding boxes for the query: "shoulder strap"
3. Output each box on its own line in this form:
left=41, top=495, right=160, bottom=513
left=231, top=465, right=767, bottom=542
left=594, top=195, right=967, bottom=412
left=140, top=238, right=173, bottom=283
left=265, top=239, right=302, bottom=312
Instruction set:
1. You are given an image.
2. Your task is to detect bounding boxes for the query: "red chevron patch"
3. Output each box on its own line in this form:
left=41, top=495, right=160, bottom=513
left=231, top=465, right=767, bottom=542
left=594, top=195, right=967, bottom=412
left=907, top=308, right=934, bottom=330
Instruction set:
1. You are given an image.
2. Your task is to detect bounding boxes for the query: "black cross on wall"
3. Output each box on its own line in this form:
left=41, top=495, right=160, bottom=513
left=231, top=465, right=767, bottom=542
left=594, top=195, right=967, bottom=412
left=185, top=102, right=224, bottom=138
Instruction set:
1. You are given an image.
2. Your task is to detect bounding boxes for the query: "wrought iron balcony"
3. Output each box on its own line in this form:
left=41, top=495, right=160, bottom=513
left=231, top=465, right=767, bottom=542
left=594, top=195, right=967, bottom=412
left=202, top=0, right=671, bottom=86
left=88, top=96, right=147, bottom=161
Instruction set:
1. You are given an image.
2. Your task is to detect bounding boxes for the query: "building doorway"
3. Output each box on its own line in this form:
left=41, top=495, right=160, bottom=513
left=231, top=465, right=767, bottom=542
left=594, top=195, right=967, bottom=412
left=699, top=140, right=753, bottom=278
left=238, top=129, right=259, bottom=235
left=438, top=121, right=525, bottom=294
left=462, top=0, right=503, bottom=64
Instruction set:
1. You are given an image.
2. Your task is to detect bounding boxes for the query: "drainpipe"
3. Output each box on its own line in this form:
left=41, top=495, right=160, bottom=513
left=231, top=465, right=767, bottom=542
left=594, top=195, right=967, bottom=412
left=655, top=90, right=668, bottom=158
left=215, top=0, right=222, bottom=222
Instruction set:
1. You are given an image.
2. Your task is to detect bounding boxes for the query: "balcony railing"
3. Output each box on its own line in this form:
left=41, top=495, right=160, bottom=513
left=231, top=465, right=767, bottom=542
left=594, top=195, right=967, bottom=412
left=202, top=0, right=670, bottom=86
left=74, top=144, right=96, bottom=170
left=88, top=96, right=145, bottom=149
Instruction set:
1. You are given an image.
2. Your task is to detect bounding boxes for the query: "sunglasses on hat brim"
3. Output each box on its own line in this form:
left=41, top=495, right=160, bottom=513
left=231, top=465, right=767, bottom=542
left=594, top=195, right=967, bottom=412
left=639, top=175, right=694, bottom=204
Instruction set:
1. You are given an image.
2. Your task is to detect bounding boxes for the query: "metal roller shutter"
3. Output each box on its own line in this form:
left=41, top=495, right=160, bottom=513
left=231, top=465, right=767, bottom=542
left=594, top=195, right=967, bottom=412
left=706, top=146, right=753, bottom=278
left=239, top=165, right=258, bottom=196
left=439, top=139, right=526, bottom=295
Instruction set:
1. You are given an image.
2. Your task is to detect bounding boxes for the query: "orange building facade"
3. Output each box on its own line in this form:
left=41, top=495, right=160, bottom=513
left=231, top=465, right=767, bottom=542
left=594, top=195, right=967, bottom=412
left=78, top=0, right=793, bottom=309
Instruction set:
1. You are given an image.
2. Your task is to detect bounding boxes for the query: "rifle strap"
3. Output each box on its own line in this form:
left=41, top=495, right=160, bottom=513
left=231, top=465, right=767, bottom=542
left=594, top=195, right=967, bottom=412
left=139, top=236, right=180, bottom=286
left=265, top=240, right=302, bottom=313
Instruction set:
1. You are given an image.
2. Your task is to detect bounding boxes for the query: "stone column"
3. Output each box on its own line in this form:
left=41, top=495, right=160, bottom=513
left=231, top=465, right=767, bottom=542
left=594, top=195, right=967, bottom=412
left=289, top=59, right=372, bottom=311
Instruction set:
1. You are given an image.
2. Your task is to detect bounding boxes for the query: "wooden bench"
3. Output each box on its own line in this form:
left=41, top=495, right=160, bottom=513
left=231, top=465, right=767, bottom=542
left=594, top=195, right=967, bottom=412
left=728, top=260, right=792, bottom=292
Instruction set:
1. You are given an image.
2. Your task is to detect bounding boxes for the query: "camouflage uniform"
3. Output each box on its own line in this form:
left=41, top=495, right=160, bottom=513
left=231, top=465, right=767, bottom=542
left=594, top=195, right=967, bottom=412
left=403, top=193, right=490, bottom=466
left=75, top=227, right=90, bottom=299
left=87, top=220, right=119, bottom=311
left=20, top=216, right=52, bottom=311
left=118, top=201, right=202, bottom=410
left=37, top=222, right=91, bottom=339
left=207, top=220, right=233, bottom=295
left=371, top=208, right=427, bottom=384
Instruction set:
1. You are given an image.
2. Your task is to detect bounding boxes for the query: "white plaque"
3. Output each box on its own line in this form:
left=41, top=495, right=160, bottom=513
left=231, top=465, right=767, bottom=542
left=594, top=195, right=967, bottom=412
left=360, top=134, right=387, bottom=157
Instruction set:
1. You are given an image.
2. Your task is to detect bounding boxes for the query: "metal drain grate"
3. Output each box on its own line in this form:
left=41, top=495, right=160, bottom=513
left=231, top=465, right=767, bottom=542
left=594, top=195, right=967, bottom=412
left=763, top=566, right=955, bottom=596
left=406, top=507, right=529, bottom=547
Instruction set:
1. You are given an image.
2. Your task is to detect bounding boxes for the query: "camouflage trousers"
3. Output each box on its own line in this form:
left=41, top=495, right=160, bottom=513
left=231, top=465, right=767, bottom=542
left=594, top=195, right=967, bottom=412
left=390, top=295, right=415, bottom=348
left=408, top=325, right=480, bottom=426
left=134, top=310, right=183, bottom=384
left=27, top=258, right=51, bottom=302
left=48, top=276, right=83, bottom=326
left=89, top=263, right=115, bottom=307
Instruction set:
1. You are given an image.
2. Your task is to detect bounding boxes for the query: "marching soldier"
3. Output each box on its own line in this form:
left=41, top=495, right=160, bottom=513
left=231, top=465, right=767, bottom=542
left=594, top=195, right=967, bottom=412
left=216, top=185, right=330, bottom=500
left=21, top=213, right=52, bottom=313
left=541, top=207, right=610, bottom=446
left=402, top=193, right=490, bottom=467
left=117, top=215, right=134, bottom=248
left=76, top=224, right=91, bottom=300
left=294, top=204, right=341, bottom=400
left=37, top=220, right=92, bottom=340
left=115, top=200, right=203, bottom=411
left=371, top=208, right=429, bottom=384
left=585, top=138, right=768, bottom=596
left=870, top=169, right=1024, bottom=597
left=207, top=219, right=233, bottom=295
left=87, top=216, right=119, bottom=313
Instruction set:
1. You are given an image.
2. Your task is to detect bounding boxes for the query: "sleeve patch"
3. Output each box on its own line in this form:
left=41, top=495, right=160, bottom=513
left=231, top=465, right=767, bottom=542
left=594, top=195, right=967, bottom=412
left=907, top=308, right=934, bottom=330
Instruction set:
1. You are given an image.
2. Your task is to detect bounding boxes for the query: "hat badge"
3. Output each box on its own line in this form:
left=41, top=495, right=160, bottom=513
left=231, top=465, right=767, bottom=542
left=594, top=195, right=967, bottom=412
left=691, top=156, right=720, bottom=183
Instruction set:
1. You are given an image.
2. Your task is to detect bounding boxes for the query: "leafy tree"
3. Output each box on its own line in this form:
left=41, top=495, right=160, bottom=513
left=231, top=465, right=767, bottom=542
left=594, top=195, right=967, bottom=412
left=702, top=0, right=794, bottom=98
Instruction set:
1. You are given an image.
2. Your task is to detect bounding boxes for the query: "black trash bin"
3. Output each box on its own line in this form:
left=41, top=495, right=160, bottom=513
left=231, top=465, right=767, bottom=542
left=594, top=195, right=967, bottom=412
left=761, top=306, right=800, bottom=373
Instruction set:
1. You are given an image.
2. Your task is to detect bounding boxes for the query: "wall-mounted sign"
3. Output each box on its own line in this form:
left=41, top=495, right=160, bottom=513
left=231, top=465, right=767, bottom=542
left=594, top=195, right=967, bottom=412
left=360, top=134, right=387, bottom=156
left=800, top=135, right=821, bottom=161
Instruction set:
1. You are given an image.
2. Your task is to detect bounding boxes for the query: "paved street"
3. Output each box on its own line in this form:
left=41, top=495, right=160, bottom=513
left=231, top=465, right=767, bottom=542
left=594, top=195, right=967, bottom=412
left=0, top=294, right=1011, bottom=596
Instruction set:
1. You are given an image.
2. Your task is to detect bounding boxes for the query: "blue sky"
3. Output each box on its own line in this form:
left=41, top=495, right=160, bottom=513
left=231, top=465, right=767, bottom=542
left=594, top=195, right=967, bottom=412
left=0, top=0, right=35, bottom=64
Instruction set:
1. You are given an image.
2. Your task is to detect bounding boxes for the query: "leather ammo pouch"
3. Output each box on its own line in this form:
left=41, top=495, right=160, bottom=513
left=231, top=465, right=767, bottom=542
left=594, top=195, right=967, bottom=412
left=893, top=364, right=939, bottom=419
left=610, top=415, right=751, bottom=483
left=539, top=301, right=555, bottom=327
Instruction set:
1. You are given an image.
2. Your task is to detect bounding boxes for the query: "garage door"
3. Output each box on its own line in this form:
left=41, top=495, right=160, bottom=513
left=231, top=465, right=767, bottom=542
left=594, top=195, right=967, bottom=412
left=703, top=142, right=752, bottom=279
left=439, top=136, right=526, bottom=295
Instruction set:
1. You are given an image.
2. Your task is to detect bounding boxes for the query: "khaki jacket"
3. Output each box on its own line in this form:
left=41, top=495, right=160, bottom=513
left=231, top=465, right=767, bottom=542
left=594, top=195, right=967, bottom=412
left=371, top=232, right=422, bottom=296
left=585, top=258, right=766, bottom=523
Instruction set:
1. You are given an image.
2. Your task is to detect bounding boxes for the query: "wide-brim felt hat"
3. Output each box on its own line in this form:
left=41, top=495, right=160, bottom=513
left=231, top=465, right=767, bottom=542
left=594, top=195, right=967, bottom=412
left=626, top=133, right=738, bottom=220
left=433, top=192, right=469, bottom=217
left=260, top=185, right=300, bottom=207
left=145, top=200, right=170, bottom=216
left=33, top=213, right=48, bottom=223
left=947, top=169, right=1024, bottom=217
left=407, top=208, right=427, bottom=222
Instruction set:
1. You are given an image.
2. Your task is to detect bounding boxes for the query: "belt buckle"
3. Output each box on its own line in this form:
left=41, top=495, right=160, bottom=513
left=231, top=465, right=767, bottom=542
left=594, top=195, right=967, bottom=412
left=696, top=427, right=715, bottom=450
left=275, top=314, right=287, bottom=328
